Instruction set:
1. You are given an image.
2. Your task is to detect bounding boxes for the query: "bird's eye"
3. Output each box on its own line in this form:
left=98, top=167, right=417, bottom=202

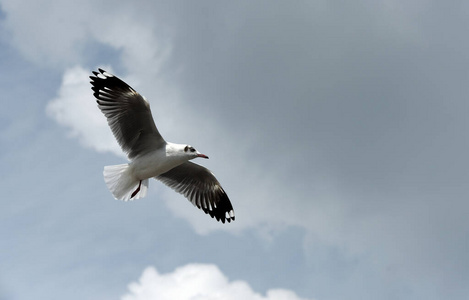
left=184, top=146, right=189, bottom=152
left=190, top=148, right=196, bottom=152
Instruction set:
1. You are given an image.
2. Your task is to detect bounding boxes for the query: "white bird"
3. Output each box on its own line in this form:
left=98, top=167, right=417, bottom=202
left=90, top=69, right=235, bottom=223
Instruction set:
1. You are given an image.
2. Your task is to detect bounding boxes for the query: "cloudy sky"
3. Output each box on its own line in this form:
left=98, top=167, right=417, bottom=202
left=1, top=1, right=468, bottom=299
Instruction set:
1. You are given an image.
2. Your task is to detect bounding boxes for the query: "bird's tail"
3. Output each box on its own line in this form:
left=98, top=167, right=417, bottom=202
left=103, top=164, right=149, bottom=201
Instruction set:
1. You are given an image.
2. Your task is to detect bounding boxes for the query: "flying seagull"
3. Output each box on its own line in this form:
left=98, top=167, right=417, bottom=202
left=90, top=68, right=235, bottom=223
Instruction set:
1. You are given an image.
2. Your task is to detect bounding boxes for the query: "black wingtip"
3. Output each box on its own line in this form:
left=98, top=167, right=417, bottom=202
left=209, top=190, right=235, bottom=224
left=90, top=68, right=134, bottom=96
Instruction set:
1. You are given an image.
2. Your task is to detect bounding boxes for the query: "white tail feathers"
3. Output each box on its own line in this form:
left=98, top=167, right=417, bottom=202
left=103, top=164, right=149, bottom=201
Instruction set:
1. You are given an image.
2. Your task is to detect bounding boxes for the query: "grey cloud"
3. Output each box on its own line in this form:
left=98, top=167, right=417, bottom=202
left=148, top=1, right=469, bottom=299
left=1, top=1, right=469, bottom=299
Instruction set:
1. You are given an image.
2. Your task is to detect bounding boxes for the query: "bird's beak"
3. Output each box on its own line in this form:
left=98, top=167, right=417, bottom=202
left=197, top=153, right=209, bottom=159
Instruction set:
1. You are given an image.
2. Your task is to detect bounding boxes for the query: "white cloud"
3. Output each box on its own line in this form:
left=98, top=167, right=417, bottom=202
left=44, top=65, right=331, bottom=238
left=122, top=264, right=312, bottom=300
left=46, top=65, right=124, bottom=157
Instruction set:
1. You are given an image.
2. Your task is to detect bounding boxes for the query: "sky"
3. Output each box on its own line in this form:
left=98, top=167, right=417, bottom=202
left=1, top=1, right=468, bottom=299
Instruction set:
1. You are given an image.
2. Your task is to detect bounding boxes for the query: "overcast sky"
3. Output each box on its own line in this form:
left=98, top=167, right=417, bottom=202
left=1, top=1, right=468, bottom=300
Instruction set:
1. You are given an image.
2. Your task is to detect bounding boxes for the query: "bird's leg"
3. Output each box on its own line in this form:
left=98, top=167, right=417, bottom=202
left=131, top=180, right=142, bottom=199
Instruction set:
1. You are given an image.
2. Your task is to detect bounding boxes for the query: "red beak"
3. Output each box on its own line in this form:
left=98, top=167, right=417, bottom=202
left=197, top=154, right=209, bottom=159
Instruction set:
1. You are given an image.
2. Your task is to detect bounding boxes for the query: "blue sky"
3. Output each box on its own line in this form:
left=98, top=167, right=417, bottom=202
left=1, top=1, right=469, bottom=299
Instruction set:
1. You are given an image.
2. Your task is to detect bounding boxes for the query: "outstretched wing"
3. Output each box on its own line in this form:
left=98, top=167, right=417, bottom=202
left=90, top=69, right=165, bottom=159
left=155, top=162, right=235, bottom=223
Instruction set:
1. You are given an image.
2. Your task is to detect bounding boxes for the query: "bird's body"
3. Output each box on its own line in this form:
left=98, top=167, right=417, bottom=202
left=90, top=69, right=235, bottom=223
left=131, top=143, right=189, bottom=180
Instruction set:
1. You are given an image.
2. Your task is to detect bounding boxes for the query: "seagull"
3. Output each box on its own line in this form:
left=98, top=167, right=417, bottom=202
left=90, top=68, right=235, bottom=223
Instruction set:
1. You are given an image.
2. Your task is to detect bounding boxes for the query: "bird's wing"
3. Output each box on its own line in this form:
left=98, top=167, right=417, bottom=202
left=155, top=161, right=235, bottom=223
left=90, top=69, right=165, bottom=159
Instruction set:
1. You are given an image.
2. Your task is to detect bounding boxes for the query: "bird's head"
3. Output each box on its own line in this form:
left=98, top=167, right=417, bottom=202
left=183, top=145, right=209, bottom=160
left=166, top=143, right=209, bottom=161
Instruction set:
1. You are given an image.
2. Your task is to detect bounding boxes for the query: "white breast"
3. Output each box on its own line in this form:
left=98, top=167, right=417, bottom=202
left=129, top=143, right=189, bottom=180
